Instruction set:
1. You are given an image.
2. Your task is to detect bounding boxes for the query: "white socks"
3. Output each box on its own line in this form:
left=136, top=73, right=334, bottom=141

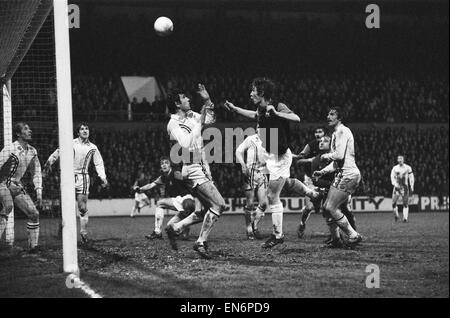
left=393, top=206, right=399, bottom=218
left=197, top=209, right=219, bottom=243
left=154, top=207, right=165, bottom=234
left=27, top=222, right=40, bottom=249
left=270, top=203, right=284, bottom=239
left=0, top=216, right=6, bottom=239
left=335, top=215, right=358, bottom=239
left=403, top=206, right=409, bottom=221
left=253, top=206, right=265, bottom=230
left=80, top=215, right=88, bottom=236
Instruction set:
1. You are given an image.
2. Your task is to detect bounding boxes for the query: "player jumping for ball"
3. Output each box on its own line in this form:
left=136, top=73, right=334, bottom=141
left=43, top=123, right=108, bottom=245
left=0, top=122, right=43, bottom=252
left=164, top=84, right=227, bottom=259
left=391, top=155, right=414, bottom=222
left=313, top=107, right=362, bottom=247
left=235, top=133, right=267, bottom=240
left=225, top=77, right=318, bottom=248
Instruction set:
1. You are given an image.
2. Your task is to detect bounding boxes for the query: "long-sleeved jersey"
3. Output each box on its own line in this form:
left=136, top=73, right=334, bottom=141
left=0, top=141, right=42, bottom=190
left=46, top=138, right=106, bottom=180
left=391, top=164, right=414, bottom=189
left=322, top=123, right=360, bottom=175
left=167, top=111, right=204, bottom=162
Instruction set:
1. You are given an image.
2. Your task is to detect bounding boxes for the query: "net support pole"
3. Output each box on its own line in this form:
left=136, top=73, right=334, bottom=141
left=53, top=0, right=78, bottom=274
left=3, top=81, right=14, bottom=246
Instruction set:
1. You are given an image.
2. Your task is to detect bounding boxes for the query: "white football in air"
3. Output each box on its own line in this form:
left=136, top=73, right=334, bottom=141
left=154, top=16, right=173, bottom=37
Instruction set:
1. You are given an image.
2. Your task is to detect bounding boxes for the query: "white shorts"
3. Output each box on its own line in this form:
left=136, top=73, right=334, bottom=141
left=263, top=148, right=292, bottom=181
left=172, top=194, right=194, bottom=212
left=304, top=175, right=315, bottom=189
left=75, top=174, right=89, bottom=195
left=135, top=192, right=149, bottom=203
left=181, top=161, right=212, bottom=189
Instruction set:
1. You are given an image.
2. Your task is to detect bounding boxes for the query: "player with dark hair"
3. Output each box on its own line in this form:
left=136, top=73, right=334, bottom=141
left=0, top=122, right=42, bottom=252
left=137, top=157, right=195, bottom=240
left=43, top=122, right=108, bottom=245
left=288, top=135, right=357, bottom=246
left=164, top=84, right=226, bottom=259
left=313, top=107, right=362, bottom=247
left=292, top=126, right=327, bottom=237
left=225, top=77, right=318, bottom=248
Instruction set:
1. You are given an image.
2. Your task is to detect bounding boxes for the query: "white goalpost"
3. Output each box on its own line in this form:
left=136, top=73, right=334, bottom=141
left=2, top=81, right=14, bottom=246
left=1, top=0, right=78, bottom=275
left=53, top=0, right=78, bottom=275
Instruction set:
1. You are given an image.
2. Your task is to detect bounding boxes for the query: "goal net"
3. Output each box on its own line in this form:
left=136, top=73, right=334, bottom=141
left=0, top=0, right=78, bottom=274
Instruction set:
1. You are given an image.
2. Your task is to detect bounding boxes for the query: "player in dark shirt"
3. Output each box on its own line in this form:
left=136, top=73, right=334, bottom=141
left=136, top=157, right=195, bottom=240
left=287, top=136, right=356, bottom=247
left=291, top=126, right=326, bottom=237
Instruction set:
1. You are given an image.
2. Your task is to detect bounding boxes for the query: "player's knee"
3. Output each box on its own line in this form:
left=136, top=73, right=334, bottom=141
left=244, top=203, right=254, bottom=211
left=267, top=192, right=278, bottom=205
left=79, top=208, right=88, bottom=217
left=29, top=209, right=39, bottom=223
left=259, top=202, right=267, bottom=211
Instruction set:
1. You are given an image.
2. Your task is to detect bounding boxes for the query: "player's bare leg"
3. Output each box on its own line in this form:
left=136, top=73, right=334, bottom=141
left=77, top=194, right=89, bottom=245
left=252, top=185, right=267, bottom=240
left=323, top=187, right=361, bottom=247
left=392, top=192, right=400, bottom=222
left=14, top=193, right=40, bottom=251
left=262, top=177, right=287, bottom=248
left=244, top=189, right=256, bottom=239
left=130, top=200, right=140, bottom=218
left=147, top=198, right=174, bottom=240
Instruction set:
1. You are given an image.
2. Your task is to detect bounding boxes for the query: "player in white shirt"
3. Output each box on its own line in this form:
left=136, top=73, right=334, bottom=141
left=313, top=107, right=362, bottom=247
left=43, top=123, right=108, bottom=244
left=391, top=155, right=414, bottom=222
left=235, top=133, right=267, bottom=240
left=0, top=122, right=42, bottom=252
left=164, top=84, right=226, bottom=259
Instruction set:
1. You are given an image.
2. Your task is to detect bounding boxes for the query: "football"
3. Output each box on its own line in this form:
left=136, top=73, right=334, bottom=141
left=154, top=16, right=173, bottom=36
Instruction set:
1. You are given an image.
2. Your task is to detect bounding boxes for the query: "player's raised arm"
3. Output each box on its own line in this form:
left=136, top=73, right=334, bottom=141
left=266, top=103, right=300, bottom=123
left=198, top=84, right=216, bottom=126
left=93, top=148, right=107, bottom=186
left=224, top=100, right=257, bottom=119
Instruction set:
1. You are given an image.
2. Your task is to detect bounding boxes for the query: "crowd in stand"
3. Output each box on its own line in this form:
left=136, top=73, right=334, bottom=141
left=67, top=71, right=449, bottom=124
left=32, top=125, right=445, bottom=200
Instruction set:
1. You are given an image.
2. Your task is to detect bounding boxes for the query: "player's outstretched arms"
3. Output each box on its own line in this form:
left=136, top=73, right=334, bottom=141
left=224, top=100, right=256, bottom=119
left=265, top=105, right=300, bottom=123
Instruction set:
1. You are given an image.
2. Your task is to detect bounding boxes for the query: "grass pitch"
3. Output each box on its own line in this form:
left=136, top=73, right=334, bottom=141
left=0, top=212, right=448, bottom=298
